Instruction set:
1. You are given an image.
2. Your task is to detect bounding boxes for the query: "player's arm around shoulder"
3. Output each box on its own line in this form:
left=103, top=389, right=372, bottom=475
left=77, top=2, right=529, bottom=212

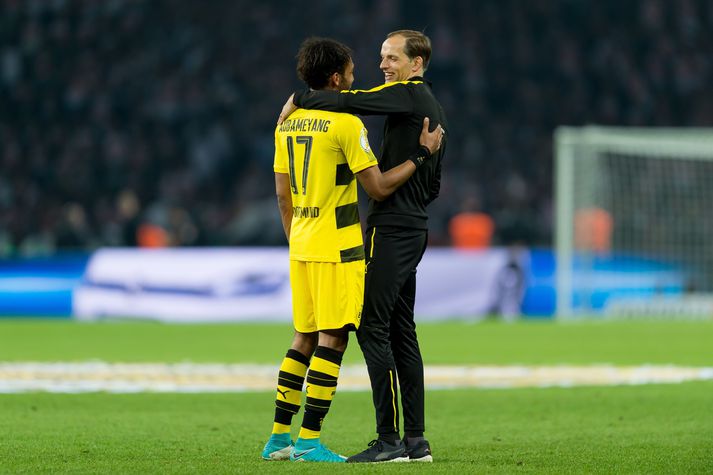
left=356, top=117, right=443, bottom=201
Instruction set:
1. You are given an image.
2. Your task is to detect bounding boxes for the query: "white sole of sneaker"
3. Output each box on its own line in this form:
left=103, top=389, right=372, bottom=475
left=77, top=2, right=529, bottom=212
left=409, top=455, right=433, bottom=462
left=263, top=446, right=292, bottom=461
left=349, top=456, right=410, bottom=463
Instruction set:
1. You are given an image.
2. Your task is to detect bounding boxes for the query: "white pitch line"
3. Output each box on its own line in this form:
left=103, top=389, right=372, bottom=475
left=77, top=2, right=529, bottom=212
left=0, top=362, right=711, bottom=393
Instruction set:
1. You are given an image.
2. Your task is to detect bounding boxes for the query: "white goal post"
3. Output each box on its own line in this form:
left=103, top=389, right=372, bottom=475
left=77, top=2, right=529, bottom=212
left=555, top=126, right=713, bottom=318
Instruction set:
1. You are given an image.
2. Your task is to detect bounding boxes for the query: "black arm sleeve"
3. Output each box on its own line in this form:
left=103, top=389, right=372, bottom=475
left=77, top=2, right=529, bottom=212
left=294, top=83, right=414, bottom=116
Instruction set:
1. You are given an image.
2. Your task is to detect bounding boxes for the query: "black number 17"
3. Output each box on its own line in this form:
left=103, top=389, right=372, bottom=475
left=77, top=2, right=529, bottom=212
left=286, top=136, right=313, bottom=195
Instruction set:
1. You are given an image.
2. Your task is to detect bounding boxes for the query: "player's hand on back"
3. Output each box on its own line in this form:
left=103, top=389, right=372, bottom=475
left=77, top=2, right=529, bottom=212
left=419, top=117, right=444, bottom=155
left=277, top=93, right=297, bottom=125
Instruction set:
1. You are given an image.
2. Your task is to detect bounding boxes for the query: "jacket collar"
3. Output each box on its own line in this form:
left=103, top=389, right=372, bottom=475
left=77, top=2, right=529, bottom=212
left=408, top=75, right=431, bottom=87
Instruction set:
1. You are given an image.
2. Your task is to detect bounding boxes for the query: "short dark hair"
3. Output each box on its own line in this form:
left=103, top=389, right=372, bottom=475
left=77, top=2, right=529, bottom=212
left=387, top=30, right=432, bottom=71
left=296, top=37, right=352, bottom=90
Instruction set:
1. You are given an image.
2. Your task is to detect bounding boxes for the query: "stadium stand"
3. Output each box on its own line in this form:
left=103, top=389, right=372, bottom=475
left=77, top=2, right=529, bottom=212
left=1, top=0, right=712, bottom=255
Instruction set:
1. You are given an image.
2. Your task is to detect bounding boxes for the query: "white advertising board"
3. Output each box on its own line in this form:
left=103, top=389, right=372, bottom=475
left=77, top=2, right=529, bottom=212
left=74, top=247, right=515, bottom=322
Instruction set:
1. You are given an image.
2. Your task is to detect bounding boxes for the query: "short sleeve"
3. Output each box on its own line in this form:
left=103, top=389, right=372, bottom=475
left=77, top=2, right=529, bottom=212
left=273, top=128, right=288, bottom=173
left=335, top=116, right=378, bottom=174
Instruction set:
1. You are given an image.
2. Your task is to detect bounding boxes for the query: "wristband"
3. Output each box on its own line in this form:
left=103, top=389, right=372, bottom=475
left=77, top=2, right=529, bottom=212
left=409, top=146, right=431, bottom=168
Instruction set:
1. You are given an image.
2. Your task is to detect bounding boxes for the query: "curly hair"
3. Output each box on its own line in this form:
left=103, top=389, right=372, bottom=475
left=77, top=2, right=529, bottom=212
left=296, top=37, right=352, bottom=90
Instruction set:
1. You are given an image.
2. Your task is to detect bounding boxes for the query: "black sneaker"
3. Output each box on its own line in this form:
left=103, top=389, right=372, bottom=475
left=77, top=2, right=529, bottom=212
left=346, top=439, right=409, bottom=463
left=404, top=438, right=433, bottom=462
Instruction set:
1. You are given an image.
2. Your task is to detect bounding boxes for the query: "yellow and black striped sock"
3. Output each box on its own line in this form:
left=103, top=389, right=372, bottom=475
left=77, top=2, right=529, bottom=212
left=271, top=349, right=310, bottom=434
left=298, top=346, right=344, bottom=440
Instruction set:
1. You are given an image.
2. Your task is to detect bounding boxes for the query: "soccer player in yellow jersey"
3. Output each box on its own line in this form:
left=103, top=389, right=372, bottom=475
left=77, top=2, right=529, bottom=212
left=261, top=37, right=443, bottom=463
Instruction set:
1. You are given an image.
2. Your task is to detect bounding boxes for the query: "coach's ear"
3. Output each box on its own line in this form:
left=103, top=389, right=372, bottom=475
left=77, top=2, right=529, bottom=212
left=412, top=56, right=424, bottom=73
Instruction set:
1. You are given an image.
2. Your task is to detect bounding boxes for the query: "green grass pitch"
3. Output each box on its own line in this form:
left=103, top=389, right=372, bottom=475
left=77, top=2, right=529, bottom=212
left=1, top=320, right=712, bottom=473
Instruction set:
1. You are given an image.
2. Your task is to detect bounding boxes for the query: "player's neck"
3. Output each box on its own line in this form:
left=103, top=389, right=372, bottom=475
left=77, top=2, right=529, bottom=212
left=320, top=84, right=342, bottom=92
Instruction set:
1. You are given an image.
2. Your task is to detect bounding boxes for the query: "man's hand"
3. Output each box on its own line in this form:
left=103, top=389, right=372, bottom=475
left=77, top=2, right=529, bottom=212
left=419, top=117, right=445, bottom=155
left=277, top=93, right=297, bottom=125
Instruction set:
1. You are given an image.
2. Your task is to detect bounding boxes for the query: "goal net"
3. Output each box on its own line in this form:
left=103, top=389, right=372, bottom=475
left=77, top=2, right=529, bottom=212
left=554, top=126, right=713, bottom=318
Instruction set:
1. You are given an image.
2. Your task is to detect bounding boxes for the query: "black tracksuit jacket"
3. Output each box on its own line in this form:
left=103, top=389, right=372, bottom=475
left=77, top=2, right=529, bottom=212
left=294, top=77, right=448, bottom=230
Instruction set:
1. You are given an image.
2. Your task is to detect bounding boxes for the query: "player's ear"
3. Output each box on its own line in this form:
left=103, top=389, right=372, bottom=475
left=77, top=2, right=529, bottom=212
left=330, top=71, right=341, bottom=88
left=412, top=56, right=424, bottom=72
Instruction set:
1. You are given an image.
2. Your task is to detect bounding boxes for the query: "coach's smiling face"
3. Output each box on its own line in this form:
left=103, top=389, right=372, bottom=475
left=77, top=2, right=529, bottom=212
left=380, top=34, right=422, bottom=83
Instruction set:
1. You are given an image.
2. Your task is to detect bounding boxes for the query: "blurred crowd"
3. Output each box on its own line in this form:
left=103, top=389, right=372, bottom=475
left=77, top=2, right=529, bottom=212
left=1, top=0, right=712, bottom=255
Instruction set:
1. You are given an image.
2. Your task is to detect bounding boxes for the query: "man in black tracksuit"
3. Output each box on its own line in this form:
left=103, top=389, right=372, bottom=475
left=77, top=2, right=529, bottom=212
left=284, top=30, right=448, bottom=463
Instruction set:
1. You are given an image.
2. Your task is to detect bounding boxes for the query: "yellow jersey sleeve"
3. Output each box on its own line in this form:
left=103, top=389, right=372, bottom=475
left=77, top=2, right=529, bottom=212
left=334, top=115, right=378, bottom=174
left=273, top=127, right=288, bottom=173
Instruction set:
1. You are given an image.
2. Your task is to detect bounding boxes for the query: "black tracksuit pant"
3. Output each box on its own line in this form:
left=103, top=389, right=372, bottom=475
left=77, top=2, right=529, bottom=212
left=357, top=225, right=428, bottom=436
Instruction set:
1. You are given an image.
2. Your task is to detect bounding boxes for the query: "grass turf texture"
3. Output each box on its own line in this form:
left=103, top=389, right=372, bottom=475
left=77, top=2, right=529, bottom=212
left=2, top=385, right=712, bottom=473
left=1, top=320, right=712, bottom=473
left=1, top=320, right=712, bottom=365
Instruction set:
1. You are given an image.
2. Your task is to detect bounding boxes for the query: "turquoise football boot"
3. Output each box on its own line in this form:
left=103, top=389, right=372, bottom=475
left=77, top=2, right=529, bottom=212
left=289, top=438, right=346, bottom=463
left=261, top=433, right=293, bottom=461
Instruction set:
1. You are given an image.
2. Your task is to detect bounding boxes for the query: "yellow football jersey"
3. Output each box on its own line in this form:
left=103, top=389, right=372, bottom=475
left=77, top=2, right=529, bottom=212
left=274, top=109, right=378, bottom=262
